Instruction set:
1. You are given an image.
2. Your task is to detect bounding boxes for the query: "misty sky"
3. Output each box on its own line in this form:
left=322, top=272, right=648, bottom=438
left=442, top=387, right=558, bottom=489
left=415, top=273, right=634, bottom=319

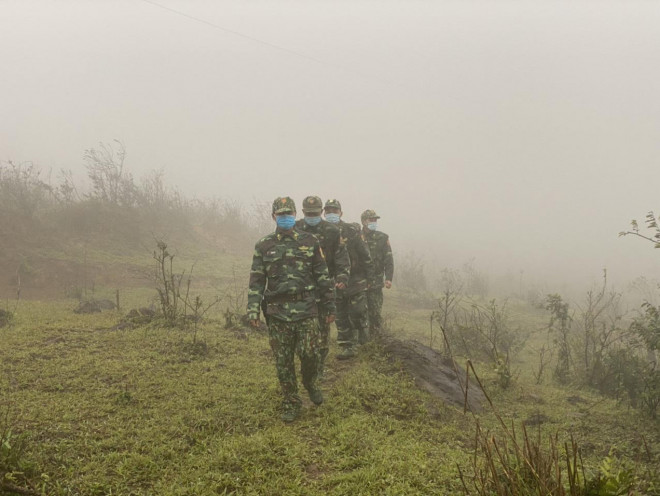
left=2, top=0, right=660, bottom=292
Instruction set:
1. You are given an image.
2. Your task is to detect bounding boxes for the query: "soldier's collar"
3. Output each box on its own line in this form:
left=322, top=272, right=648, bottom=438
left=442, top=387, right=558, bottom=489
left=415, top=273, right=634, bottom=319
left=276, top=228, right=299, bottom=240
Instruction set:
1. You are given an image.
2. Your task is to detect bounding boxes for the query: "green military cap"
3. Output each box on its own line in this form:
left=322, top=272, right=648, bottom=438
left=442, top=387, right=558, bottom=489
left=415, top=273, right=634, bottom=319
left=302, top=195, right=323, bottom=214
left=272, top=196, right=296, bottom=214
left=361, top=209, right=380, bottom=221
left=324, top=198, right=342, bottom=210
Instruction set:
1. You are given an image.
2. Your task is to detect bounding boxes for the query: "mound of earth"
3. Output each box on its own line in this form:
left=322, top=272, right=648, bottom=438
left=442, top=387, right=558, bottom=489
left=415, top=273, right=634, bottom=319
left=380, top=335, right=486, bottom=413
left=73, top=299, right=117, bottom=314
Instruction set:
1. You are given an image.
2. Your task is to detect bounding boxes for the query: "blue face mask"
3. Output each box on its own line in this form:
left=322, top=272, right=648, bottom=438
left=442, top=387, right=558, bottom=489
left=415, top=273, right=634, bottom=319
left=276, top=214, right=296, bottom=230
left=367, top=222, right=378, bottom=231
left=304, top=216, right=322, bottom=226
left=325, top=213, right=340, bottom=224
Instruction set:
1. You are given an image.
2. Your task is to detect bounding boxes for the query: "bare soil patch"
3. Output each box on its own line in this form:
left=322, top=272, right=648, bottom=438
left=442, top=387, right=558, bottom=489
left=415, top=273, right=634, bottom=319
left=379, top=335, right=486, bottom=412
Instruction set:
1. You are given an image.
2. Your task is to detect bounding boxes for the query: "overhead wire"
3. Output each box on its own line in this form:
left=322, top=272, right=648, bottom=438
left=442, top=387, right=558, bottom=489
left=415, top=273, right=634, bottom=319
left=139, top=0, right=348, bottom=68
left=136, top=0, right=410, bottom=93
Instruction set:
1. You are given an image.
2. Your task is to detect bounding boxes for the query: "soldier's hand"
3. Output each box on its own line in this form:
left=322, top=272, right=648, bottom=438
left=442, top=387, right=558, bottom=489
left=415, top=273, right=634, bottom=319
left=385, top=280, right=392, bottom=289
left=335, top=282, right=346, bottom=290
left=326, top=314, right=336, bottom=324
left=249, top=319, right=261, bottom=328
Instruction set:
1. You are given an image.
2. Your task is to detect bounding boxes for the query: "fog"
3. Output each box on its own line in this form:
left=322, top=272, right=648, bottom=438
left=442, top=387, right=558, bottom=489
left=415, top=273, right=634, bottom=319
left=2, top=0, right=660, bottom=294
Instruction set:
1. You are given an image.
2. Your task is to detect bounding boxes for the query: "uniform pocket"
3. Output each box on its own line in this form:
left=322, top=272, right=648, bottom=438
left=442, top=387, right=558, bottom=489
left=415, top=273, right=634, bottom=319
left=294, top=245, right=315, bottom=271
left=263, top=246, right=286, bottom=276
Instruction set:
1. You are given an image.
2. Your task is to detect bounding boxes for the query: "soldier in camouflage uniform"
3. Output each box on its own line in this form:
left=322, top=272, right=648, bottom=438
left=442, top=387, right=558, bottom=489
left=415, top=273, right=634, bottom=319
left=295, top=196, right=350, bottom=379
left=361, top=209, right=394, bottom=337
left=247, top=197, right=336, bottom=422
left=324, top=199, right=374, bottom=357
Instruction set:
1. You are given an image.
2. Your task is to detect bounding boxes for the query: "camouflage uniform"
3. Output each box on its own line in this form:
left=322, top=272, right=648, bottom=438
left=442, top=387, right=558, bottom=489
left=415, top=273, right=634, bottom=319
left=324, top=199, right=374, bottom=351
left=247, top=197, right=336, bottom=420
left=295, top=196, right=350, bottom=377
left=362, top=209, right=394, bottom=336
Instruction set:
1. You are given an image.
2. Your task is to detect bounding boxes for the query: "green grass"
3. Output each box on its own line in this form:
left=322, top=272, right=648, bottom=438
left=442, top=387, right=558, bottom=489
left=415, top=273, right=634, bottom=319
left=1, top=301, right=475, bottom=494
left=2, top=269, right=659, bottom=494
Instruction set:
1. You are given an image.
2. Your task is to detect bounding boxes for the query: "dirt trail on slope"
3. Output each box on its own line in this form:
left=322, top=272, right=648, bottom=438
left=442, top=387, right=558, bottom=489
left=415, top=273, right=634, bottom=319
left=317, top=332, right=485, bottom=413
left=379, top=334, right=486, bottom=413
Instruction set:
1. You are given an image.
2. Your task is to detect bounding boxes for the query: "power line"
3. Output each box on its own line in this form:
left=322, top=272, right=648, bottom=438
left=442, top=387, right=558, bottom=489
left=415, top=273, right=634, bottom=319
left=138, top=0, right=333, bottom=67
left=136, top=0, right=410, bottom=93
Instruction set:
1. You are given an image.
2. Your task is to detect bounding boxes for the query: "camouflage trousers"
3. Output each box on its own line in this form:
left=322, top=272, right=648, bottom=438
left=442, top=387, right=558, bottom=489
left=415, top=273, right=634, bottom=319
left=336, top=290, right=369, bottom=347
left=367, top=288, right=384, bottom=335
left=267, top=317, right=321, bottom=409
left=317, top=306, right=330, bottom=376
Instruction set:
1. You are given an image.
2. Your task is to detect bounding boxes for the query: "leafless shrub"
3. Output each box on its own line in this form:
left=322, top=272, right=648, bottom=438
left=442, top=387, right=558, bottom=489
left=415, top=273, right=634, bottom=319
left=431, top=268, right=464, bottom=353
left=84, top=140, right=137, bottom=206
left=153, top=240, right=220, bottom=339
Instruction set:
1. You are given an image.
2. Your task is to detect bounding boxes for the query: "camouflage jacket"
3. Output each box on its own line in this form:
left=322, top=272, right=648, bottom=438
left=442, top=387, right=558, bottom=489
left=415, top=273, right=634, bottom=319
left=295, top=219, right=350, bottom=287
left=337, top=220, right=374, bottom=295
left=247, top=227, right=336, bottom=322
left=363, top=228, right=394, bottom=288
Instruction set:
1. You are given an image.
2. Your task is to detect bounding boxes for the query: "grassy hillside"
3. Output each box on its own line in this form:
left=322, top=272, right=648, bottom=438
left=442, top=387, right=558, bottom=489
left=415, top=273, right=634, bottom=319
left=3, top=294, right=658, bottom=495
left=1, top=241, right=659, bottom=494
left=1, top=163, right=659, bottom=494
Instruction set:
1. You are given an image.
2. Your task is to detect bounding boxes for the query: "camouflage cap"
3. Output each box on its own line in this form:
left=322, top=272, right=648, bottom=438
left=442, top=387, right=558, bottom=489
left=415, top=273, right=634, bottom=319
left=361, top=209, right=380, bottom=221
left=324, top=198, right=342, bottom=211
left=302, top=195, right=323, bottom=214
left=272, top=196, right=296, bottom=214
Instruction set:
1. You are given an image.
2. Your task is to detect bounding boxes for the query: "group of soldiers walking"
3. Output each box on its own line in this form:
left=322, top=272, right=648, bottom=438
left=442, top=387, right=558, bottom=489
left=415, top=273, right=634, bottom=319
left=247, top=196, right=394, bottom=422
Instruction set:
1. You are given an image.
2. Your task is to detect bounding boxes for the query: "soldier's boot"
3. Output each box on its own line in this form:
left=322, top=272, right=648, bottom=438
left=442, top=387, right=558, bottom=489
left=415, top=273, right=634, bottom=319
left=308, top=388, right=324, bottom=406
left=337, top=346, right=357, bottom=360
left=281, top=401, right=301, bottom=423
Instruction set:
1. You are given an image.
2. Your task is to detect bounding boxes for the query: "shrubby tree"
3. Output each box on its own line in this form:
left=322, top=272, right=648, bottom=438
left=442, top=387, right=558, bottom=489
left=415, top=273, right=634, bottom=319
left=431, top=268, right=464, bottom=352
left=628, top=302, right=660, bottom=417
left=544, top=293, right=572, bottom=384
left=432, top=267, right=523, bottom=388
left=83, top=140, right=137, bottom=206
left=0, top=160, right=53, bottom=218
left=619, top=211, right=660, bottom=248
left=545, top=279, right=658, bottom=416
left=573, top=270, right=626, bottom=387
left=618, top=209, right=660, bottom=416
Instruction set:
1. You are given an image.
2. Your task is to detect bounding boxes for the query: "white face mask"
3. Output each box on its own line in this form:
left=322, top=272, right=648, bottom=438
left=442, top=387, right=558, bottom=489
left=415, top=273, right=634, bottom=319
left=367, top=222, right=378, bottom=231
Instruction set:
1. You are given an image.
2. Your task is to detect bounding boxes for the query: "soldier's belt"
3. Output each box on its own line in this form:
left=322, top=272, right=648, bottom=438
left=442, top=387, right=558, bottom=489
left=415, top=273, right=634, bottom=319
left=266, top=291, right=313, bottom=304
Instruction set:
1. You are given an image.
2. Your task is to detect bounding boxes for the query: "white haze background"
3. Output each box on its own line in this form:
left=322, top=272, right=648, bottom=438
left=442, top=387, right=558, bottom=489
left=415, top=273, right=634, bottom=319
left=2, top=0, right=660, bottom=294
